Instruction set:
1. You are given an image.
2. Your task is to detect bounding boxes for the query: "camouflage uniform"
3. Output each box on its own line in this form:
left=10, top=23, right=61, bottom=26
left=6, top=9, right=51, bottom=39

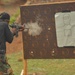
left=0, top=54, right=13, bottom=75
left=0, top=13, right=14, bottom=75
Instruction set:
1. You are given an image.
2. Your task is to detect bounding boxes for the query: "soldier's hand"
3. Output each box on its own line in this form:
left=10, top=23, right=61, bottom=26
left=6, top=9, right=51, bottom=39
left=19, top=25, right=25, bottom=31
left=11, top=28, right=16, bottom=34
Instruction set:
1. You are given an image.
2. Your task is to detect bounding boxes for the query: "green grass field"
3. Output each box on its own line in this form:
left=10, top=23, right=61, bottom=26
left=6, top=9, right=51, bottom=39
left=7, top=51, right=75, bottom=75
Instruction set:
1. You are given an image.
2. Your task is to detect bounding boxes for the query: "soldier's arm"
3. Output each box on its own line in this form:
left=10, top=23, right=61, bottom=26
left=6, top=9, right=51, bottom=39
left=4, top=23, right=14, bottom=43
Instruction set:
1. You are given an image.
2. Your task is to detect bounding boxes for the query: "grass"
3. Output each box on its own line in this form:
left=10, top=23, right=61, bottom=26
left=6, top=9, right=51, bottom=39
left=7, top=51, right=75, bottom=75
left=28, top=59, right=75, bottom=75
left=7, top=52, right=23, bottom=75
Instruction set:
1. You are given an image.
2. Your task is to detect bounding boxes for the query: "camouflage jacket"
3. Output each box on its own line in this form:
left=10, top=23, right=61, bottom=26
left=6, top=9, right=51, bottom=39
left=0, top=20, right=13, bottom=54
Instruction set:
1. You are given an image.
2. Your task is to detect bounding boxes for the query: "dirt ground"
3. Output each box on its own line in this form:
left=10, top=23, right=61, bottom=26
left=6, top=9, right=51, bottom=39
left=6, top=32, right=23, bottom=54
left=0, top=0, right=25, bottom=54
left=0, top=0, right=26, bottom=15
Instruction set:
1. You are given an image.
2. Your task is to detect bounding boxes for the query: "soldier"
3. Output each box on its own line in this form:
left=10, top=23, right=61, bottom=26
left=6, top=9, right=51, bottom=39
left=0, top=12, right=24, bottom=75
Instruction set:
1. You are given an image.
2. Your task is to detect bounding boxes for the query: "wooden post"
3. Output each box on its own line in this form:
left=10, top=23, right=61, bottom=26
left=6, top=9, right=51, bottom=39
left=23, top=59, right=27, bottom=75
left=22, top=42, right=27, bottom=75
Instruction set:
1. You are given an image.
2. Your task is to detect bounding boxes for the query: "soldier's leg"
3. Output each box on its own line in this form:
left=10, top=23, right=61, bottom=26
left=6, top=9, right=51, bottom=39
left=0, top=54, right=4, bottom=75
left=0, top=54, right=13, bottom=75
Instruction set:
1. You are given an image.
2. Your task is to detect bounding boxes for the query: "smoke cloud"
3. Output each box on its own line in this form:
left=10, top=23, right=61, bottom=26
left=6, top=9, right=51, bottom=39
left=24, top=22, right=42, bottom=36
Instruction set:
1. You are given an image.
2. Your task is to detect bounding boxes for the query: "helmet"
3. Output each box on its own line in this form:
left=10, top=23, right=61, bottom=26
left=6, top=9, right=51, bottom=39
left=0, top=12, right=10, bottom=20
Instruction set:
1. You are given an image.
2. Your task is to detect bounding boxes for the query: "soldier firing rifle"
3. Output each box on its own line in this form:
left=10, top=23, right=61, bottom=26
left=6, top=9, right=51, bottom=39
left=0, top=12, right=24, bottom=75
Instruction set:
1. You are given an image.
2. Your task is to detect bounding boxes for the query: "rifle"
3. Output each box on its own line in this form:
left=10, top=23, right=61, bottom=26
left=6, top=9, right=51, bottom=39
left=9, top=23, right=24, bottom=37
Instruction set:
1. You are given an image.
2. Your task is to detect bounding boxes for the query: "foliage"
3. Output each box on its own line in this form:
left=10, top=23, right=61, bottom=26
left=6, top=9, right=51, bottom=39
left=10, top=11, right=20, bottom=24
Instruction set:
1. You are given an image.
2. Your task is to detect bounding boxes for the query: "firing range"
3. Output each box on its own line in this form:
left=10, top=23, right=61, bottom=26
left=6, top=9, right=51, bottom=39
left=20, top=1, right=75, bottom=59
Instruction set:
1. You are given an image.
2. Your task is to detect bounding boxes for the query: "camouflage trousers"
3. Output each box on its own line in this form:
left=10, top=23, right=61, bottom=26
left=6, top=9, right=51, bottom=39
left=0, top=54, right=13, bottom=75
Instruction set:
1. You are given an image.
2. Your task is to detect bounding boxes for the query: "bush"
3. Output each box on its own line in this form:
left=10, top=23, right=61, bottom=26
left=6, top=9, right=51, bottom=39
left=10, top=11, right=20, bottom=24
